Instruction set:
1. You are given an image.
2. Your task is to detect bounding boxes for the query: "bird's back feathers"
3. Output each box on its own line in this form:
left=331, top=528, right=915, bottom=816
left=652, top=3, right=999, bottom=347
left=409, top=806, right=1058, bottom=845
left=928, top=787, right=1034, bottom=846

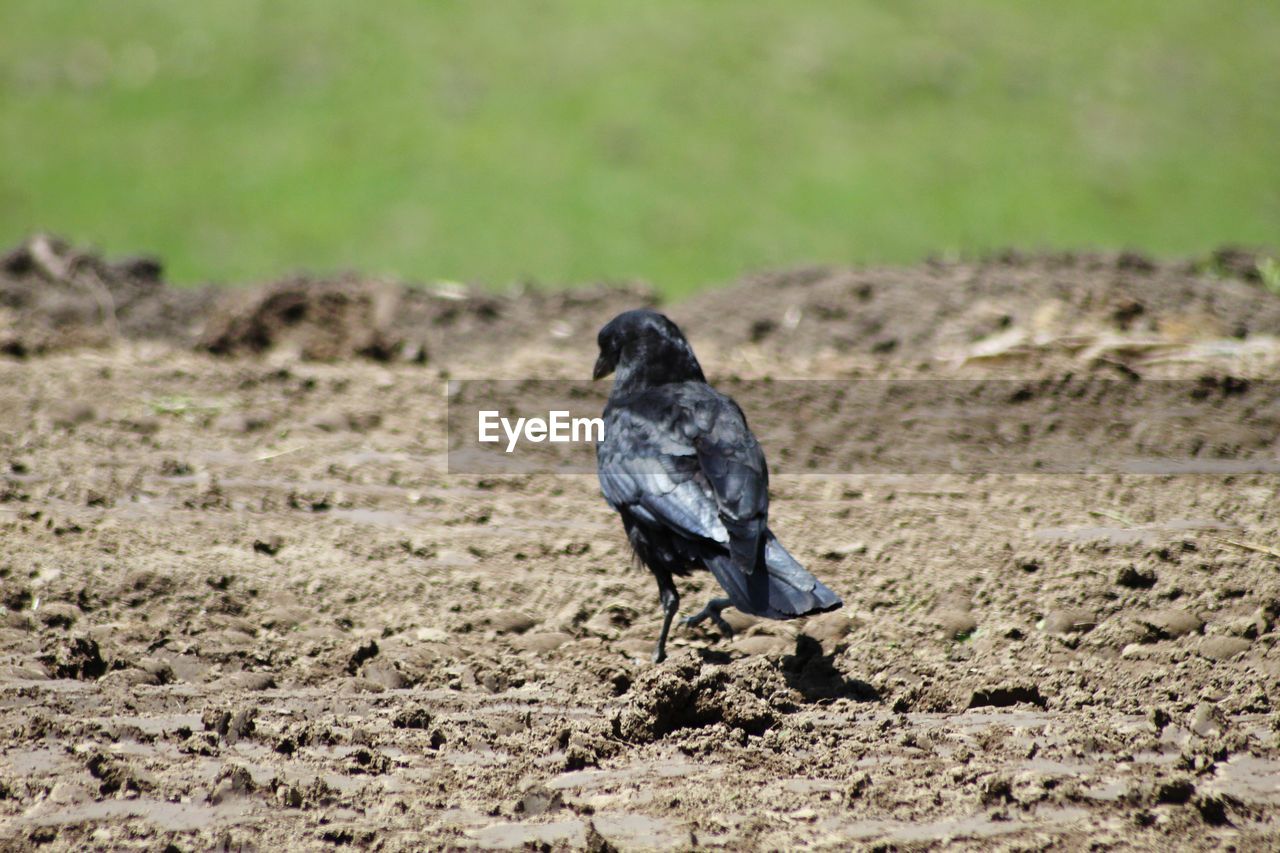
left=598, top=380, right=842, bottom=620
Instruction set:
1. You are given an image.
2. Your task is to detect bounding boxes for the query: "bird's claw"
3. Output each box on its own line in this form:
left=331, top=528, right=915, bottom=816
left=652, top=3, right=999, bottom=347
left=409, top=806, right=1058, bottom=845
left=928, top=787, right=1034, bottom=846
left=682, top=601, right=735, bottom=638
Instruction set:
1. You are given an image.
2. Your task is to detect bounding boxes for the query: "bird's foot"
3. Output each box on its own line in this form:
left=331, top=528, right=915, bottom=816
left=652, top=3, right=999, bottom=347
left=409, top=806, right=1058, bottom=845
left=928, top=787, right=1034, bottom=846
left=682, top=597, right=735, bottom=638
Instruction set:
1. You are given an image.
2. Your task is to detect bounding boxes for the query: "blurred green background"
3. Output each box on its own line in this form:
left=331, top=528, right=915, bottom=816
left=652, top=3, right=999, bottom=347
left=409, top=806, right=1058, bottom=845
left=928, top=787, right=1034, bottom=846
left=2, top=1, right=1278, bottom=296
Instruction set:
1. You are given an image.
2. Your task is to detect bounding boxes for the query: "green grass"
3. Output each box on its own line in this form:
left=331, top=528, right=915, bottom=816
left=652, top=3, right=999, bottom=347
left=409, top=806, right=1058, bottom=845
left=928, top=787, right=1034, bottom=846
left=1260, top=258, right=1280, bottom=295
left=2, top=1, right=1278, bottom=296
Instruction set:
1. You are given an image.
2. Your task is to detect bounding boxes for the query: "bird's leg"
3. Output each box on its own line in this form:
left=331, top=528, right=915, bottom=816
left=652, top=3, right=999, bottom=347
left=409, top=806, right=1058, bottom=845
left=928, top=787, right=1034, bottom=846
left=682, top=597, right=735, bottom=638
left=652, top=577, right=680, bottom=664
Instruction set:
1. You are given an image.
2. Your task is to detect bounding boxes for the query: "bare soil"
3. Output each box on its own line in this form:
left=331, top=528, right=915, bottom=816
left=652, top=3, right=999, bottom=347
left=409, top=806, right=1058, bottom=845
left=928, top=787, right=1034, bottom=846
left=2, top=237, right=1279, bottom=851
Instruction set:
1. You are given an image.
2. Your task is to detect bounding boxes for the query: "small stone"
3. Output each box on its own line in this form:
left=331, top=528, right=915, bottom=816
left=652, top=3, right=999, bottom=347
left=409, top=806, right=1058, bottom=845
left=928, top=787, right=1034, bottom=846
left=1121, top=643, right=1153, bottom=659
left=136, top=659, right=174, bottom=684
left=721, top=610, right=759, bottom=634
left=48, top=781, right=90, bottom=805
left=228, top=671, right=276, bottom=691
left=514, top=784, right=563, bottom=817
left=935, top=610, right=977, bottom=640
left=476, top=610, right=538, bottom=635
left=845, top=773, right=871, bottom=803
left=362, top=659, right=408, bottom=690
left=1136, top=609, right=1203, bottom=641
left=1199, top=636, right=1251, bottom=661
left=1041, top=609, right=1096, bottom=635
left=1190, top=703, right=1226, bottom=738
left=804, top=611, right=856, bottom=650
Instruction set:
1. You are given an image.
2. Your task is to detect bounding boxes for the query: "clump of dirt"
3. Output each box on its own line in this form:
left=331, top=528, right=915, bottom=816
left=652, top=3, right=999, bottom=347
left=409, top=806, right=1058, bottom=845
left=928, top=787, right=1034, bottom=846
left=613, top=654, right=794, bottom=742
left=38, top=636, right=108, bottom=680
left=199, top=276, right=410, bottom=361
left=966, top=683, right=1047, bottom=710
left=1200, top=245, right=1271, bottom=282
left=0, top=234, right=215, bottom=355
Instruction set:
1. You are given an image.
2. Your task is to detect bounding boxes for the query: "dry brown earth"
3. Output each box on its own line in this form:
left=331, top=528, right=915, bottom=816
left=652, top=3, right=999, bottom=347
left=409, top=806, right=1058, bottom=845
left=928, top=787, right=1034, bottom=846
left=1, top=238, right=1279, bottom=850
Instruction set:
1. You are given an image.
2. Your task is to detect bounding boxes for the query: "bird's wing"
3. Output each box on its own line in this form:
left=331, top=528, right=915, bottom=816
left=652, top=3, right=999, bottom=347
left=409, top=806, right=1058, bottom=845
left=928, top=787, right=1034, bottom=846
left=598, top=403, right=729, bottom=544
left=683, top=392, right=769, bottom=572
left=598, top=387, right=768, bottom=572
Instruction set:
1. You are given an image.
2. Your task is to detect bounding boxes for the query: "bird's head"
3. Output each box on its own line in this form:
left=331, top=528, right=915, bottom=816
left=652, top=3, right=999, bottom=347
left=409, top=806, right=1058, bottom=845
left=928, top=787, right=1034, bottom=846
left=593, top=309, right=705, bottom=388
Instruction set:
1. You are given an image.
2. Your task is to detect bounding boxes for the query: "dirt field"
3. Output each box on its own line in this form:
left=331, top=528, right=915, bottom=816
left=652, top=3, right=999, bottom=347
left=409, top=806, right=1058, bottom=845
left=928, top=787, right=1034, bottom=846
left=2, top=238, right=1279, bottom=850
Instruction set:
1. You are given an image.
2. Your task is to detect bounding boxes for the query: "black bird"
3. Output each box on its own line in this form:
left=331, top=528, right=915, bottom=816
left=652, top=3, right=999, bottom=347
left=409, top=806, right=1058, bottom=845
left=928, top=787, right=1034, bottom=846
left=593, top=309, right=842, bottom=662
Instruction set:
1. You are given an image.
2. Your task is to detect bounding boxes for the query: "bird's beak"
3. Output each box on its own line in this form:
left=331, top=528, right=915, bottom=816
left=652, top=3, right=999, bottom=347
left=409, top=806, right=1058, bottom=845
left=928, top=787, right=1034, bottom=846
left=592, top=353, right=613, bottom=380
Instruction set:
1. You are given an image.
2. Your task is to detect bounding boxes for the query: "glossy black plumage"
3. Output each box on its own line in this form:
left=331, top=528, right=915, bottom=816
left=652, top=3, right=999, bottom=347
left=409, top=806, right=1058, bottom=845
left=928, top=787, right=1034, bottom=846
left=594, top=309, right=842, bottom=662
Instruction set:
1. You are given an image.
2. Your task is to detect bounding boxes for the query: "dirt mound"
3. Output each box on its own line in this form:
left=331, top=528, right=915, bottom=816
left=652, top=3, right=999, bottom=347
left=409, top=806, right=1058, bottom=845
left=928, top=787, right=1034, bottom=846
left=612, top=654, right=795, bottom=742
left=199, top=276, right=412, bottom=362
left=5, top=236, right=1278, bottom=369
left=676, top=249, right=1280, bottom=359
left=0, top=234, right=657, bottom=364
left=197, top=274, right=655, bottom=364
left=0, top=235, right=216, bottom=356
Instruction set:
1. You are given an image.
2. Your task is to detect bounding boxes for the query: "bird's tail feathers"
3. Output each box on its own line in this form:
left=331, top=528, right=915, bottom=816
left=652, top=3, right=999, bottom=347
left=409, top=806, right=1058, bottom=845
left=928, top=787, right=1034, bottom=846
left=704, top=531, right=842, bottom=619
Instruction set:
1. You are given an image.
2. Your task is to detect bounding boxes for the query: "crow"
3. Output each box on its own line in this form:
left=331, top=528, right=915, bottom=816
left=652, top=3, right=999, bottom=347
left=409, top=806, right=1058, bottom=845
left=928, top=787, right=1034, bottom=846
left=593, top=309, right=842, bottom=663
